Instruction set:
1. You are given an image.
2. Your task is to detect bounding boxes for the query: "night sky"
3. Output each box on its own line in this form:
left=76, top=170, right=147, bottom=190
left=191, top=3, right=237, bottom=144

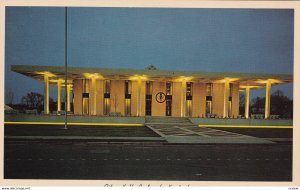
left=5, top=7, right=294, bottom=103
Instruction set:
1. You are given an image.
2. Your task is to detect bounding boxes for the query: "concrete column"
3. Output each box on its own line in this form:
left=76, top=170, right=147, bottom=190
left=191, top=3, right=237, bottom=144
left=181, top=81, right=186, bottom=117
left=67, top=85, right=71, bottom=112
left=265, top=80, right=271, bottom=119
left=137, top=79, right=142, bottom=116
left=57, top=80, right=62, bottom=113
left=91, top=78, right=97, bottom=115
left=245, top=87, right=250, bottom=119
left=44, top=75, right=49, bottom=114
left=223, top=79, right=230, bottom=118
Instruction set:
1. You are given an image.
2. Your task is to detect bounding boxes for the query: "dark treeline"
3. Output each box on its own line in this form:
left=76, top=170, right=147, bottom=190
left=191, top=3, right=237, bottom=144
left=239, top=90, right=293, bottom=119
left=6, top=92, right=66, bottom=114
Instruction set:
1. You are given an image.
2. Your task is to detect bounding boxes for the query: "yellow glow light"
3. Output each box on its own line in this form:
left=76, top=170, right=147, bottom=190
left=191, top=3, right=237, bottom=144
left=256, top=79, right=282, bottom=84
left=49, top=79, right=72, bottom=83
left=129, top=75, right=148, bottom=81
left=83, top=73, right=104, bottom=79
left=36, top=71, right=56, bottom=77
left=215, top=77, right=240, bottom=83
left=175, top=76, right=193, bottom=82
left=239, top=85, right=262, bottom=89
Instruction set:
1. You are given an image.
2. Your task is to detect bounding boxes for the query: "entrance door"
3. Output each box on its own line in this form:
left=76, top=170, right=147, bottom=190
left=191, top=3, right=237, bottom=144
left=166, top=96, right=172, bottom=116
left=145, top=95, right=152, bottom=116
left=82, top=93, right=89, bottom=115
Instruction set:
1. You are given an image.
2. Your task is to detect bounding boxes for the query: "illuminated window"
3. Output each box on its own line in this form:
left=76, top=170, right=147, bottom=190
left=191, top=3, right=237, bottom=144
left=82, top=79, right=89, bottom=115
left=206, top=101, right=212, bottom=114
left=186, top=82, right=192, bottom=96
left=186, top=99, right=192, bottom=117
left=125, top=80, right=131, bottom=116
left=186, top=82, right=193, bottom=117
left=104, top=98, right=110, bottom=115
left=125, top=80, right=132, bottom=95
left=103, top=80, right=110, bottom=115
left=228, top=83, right=233, bottom=117
left=125, top=99, right=131, bottom=116
left=205, top=83, right=213, bottom=115
left=83, top=79, right=89, bottom=93
left=82, top=96, right=89, bottom=115
left=228, top=99, right=232, bottom=117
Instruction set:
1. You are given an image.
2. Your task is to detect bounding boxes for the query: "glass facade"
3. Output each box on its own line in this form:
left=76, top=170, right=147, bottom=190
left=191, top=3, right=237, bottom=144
left=186, top=82, right=193, bottom=117
left=205, top=83, right=213, bottom=115
left=82, top=79, right=89, bottom=115
left=75, top=79, right=238, bottom=117
left=186, top=82, right=192, bottom=96
left=103, top=80, right=110, bottom=115
left=125, top=80, right=131, bottom=116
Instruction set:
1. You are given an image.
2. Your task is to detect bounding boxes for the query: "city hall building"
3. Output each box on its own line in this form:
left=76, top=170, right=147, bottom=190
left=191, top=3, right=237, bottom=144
left=11, top=65, right=293, bottom=119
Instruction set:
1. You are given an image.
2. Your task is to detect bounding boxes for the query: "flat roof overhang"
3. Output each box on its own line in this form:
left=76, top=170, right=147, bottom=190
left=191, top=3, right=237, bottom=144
left=11, top=65, right=293, bottom=89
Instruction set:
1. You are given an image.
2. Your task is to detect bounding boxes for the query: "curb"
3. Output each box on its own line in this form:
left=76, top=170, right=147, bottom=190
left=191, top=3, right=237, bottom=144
left=4, top=136, right=166, bottom=142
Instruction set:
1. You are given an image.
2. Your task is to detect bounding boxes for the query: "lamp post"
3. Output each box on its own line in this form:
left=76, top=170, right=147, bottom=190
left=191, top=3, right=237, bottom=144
left=64, top=7, right=68, bottom=130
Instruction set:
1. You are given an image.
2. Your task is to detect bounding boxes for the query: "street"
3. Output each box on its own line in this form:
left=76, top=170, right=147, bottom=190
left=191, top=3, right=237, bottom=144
left=4, top=140, right=292, bottom=181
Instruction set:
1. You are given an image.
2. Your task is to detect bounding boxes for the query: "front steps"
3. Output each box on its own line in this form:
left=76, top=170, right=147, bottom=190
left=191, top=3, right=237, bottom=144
left=145, top=117, right=193, bottom=125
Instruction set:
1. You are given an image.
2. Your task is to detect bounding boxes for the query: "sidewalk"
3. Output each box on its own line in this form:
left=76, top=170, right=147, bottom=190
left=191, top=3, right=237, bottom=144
left=146, top=124, right=275, bottom=144
left=4, top=123, right=285, bottom=144
left=5, top=136, right=165, bottom=142
left=4, top=124, right=166, bottom=142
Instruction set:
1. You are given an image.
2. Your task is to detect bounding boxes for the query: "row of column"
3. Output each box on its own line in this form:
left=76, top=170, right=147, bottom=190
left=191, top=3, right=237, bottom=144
left=83, top=77, right=143, bottom=116
left=221, top=78, right=272, bottom=119
left=180, top=78, right=232, bottom=118
left=44, top=75, right=273, bottom=118
left=43, top=75, right=72, bottom=114
left=243, top=80, right=272, bottom=119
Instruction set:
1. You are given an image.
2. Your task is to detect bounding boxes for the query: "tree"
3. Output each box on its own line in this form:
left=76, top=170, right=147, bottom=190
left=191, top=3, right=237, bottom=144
left=249, top=90, right=293, bottom=118
left=270, top=90, right=293, bottom=118
left=250, top=96, right=265, bottom=114
left=21, top=92, right=53, bottom=111
left=239, top=92, right=245, bottom=116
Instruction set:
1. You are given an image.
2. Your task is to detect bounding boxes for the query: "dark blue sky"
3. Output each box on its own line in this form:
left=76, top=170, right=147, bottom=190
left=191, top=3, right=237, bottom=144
left=5, top=7, right=294, bottom=103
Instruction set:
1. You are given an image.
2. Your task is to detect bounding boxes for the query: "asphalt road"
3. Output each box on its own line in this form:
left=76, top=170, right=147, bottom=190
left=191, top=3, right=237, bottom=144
left=4, top=140, right=292, bottom=181
left=4, top=124, right=159, bottom=137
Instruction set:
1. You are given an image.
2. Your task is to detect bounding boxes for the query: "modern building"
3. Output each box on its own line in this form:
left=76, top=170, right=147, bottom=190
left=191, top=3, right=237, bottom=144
left=11, top=65, right=293, bottom=119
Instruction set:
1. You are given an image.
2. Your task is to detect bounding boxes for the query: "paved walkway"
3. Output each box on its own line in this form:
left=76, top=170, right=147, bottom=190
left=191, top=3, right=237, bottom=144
left=146, top=124, right=274, bottom=144
left=5, top=120, right=277, bottom=144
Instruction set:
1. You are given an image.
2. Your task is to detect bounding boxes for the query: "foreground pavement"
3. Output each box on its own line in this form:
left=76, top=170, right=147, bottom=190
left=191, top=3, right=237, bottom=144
left=4, top=124, right=293, bottom=180
left=146, top=124, right=275, bottom=144
left=4, top=140, right=292, bottom=181
left=5, top=124, right=291, bottom=144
